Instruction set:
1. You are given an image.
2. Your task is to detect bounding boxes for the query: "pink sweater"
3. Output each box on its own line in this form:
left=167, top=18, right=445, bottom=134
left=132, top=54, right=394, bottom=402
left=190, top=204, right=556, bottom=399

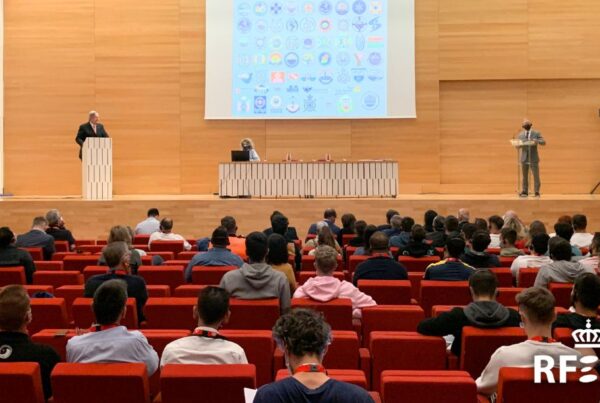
left=293, top=276, right=376, bottom=318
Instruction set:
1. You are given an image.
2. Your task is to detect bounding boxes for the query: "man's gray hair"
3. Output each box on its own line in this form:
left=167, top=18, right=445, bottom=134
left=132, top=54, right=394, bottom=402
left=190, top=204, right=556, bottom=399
left=390, top=215, right=403, bottom=230
left=316, top=221, right=329, bottom=231
left=45, top=209, right=61, bottom=226
left=89, top=110, right=99, bottom=119
left=314, top=245, right=338, bottom=274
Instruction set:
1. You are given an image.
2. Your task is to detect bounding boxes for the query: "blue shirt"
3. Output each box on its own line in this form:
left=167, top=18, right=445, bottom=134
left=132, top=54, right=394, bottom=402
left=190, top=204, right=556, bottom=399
left=254, top=377, right=373, bottom=403
left=389, top=232, right=411, bottom=248
left=424, top=259, right=476, bottom=281
left=184, top=248, right=244, bottom=282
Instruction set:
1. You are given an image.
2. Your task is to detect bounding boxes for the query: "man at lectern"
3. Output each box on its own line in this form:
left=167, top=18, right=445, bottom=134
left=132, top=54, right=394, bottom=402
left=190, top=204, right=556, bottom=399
left=517, top=119, right=545, bottom=198
left=76, top=111, right=109, bottom=160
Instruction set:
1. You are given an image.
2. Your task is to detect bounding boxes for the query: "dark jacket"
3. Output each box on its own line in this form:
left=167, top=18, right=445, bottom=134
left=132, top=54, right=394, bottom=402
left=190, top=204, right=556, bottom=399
left=353, top=255, right=408, bottom=285
left=382, top=228, right=402, bottom=238
left=46, top=226, right=76, bottom=249
left=424, top=259, right=475, bottom=281
left=377, top=224, right=391, bottom=232
left=426, top=231, right=447, bottom=248
left=348, top=236, right=365, bottom=247
left=337, top=228, right=355, bottom=247
left=400, top=240, right=435, bottom=258
left=263, top=227, right=299, bottom=241
left=461, top=250, right=501, bottom=268
left=553, top=313, right=600, bottom=330
left=16, top=230, right=55, bottom=260
left=76, top=122, right=109, bottom=159
left=418, top=301, right=521, bottom=356
left=389, top=232, right=411, bottom=249
left=0, top=245, right=36, bottom=284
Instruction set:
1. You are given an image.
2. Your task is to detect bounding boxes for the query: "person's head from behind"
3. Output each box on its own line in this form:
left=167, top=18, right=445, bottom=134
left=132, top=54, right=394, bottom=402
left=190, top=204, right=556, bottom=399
left=474, top=218, right=488, bottom=232
left=92, top=280, right=128, bottom=326
left=548, top=237, right=572, bottom=262
left=571, top=273, right=600, bottom=314
left=31, top=216, right=48, bottom=231
left=0, top=227, right=15, bottom=248
left=363, top=225, right=378, bottom=253
left=314, top=245, right=338, bottom=276
left=221, top=216, right=237, bottom=235
left=572, top=214, right=588, bottom=233
left=469, top=270, right=498, bottom=302
left=273, top=308, right=332, bottom=371
left=433, top=215, right=445, bottom=232
left=503, top=216, right=524, bottom=238
left=45, top=209, right=62, bottom=228
left=160, top=218, right=174, bottom=233
left=528, top=221, right=547, bottom=239
left=458, top=208, right=470, bottom=223
left=461, top=223, right=478, bottom=244
left=488, top=215, right=504, bottom=234
left=147, top=208, right=159, bottom=218
left=102, top=241, right=131, bottom=272
left=323, top=209, right=337, bottom=223
left=354, top=220, right=367, bottom=238
left=500, top=228, right=518, bottom=248
left=410, top=225, right=426, bottom=244
left=530, top=233, right=550, bottom=256
left=471, top=230, right=492, bottom=253
left=0, top=285, right=32, bottom=332
left=267, top=234, right=289, bottom=266
left=194, top=286, right=231, bottom=329
left=556, top=215, right=573, bottom=226
left=390, top=215, right=402, bottom=231
left=590, top=233, right=600, bottom=256
left=211, top=227, right=230, bottom=249
left=369, top=232, right=389, bottom=253
left=385, top=209, right=399, bottom=225
left=445, top=215, right=459, bottom=234
left=271, top=214, right=289, bottom=236
left=554, top=222, right=574, bottom=242
left=317, top=226, right=336, bottom=249
left=424, top=210, right=438, bottom=231
left=108, top=225, right=133, bottom=247
left=246, top=232, right=268, bottom=263
left=341, top=214, right=356, bottom=231
left=446, top=237, right=466, bottom=259
left=516, top=287, right=556, bottom=333
left=401, top=216, right=415, bottom=233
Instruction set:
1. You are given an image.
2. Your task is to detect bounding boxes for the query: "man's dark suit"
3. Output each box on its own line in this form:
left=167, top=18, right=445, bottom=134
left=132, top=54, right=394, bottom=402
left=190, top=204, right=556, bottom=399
left=16, top=230, right=55, bottom=260
left=76, top=122, right=109, bottom=159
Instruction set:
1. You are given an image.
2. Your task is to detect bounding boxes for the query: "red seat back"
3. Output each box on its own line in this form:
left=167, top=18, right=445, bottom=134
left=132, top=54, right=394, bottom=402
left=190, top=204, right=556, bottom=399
left=0, top=362, right=45, bottom=403
left=399, top=256, right=441, bottom=272
left=191, top=266, right=238, bottom=285
left=349, top=255, right=369, bottom=274
left=420, top=281, right=471, bottom=317
left=33, top=261, right=64, bottom=271
left=29, top=298, right=69, bottom=334
left=0, top=266, right=26, bottom=286
left=549, top=283, right=573, bottom=309
left=221, top=330, right=274, bottom=386
left=23, top=285, right=54, bottom=296
left=77, top=245, right=104, bottom=254
left=146, top=285, right=171, bottom=297
left=517, top=267, right=539, bottom=288
left=224, top=299, right=280, bottom=330
left=144, top=298, right=196, bottom=329
left=408, top=272, right=423, bottom=301
left=62, top=255, right=101, bottom=272
left=133, top=234, right=151, bottom=244
left=51, top=363, right=149, bottom=403
left=149, top=241, right=185, bottom=254
left=291, top=298, right=353, bottom=330
left=140, top=329, right=191, bottom=357
left=499, top=256, right=516, bottom=268
left=33, top=271, right=83, bottom=288
left=176, top=251, right=196, bottom=260
left=553, top=327, right=575, bottom=348
left=361, top=306, right=425, bottom=346
left=275, top=368, right=367, bottom=389
left=160, top=364, right=256, bottom=403
left=460, top=326, right=527, bottom=378
left=21, top=247, right=43, bottom=261
left=489, top=268, right=513, bottom=287
left=54, top=285, right=85, bottom=319
left=173, top=285, right=208, bottom=297
left=298, top=271, right=344, bottom=284
left=138, top=266, right=184, bottom=292
left=357, top=280, right=411, bottom=305
left=54, top=241, right=70, bottom=253
left=381, top=370, right=477, bottom=403
left=75, top=240, right=96, bottom=247
left=72, top=297, right=138, bottom=329
left=322, top=330, right=362, bottom=370
left=496, top=287, right=524, bottom=307
left=31, top=329, right=78, bottom=361
left=83, top=266, right=109, bottom=281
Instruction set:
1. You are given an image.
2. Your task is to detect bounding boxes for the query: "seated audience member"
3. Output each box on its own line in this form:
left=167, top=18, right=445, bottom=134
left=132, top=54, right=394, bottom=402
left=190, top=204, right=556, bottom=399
left=424, top=238, right=475, bottom=281
left=160, top=287, right=247, bottom=366
left=0, top=285, right=60, bottom=400
left=148, top=217, right=191, bottom=251
left=487, top=215, right=504, bottom=248
left=307, top=209, right=341, bottom=236
left=353, top=233, right=408, bottom=285
left=296, top=246, right=376, bottom=319
left=354, top=225, right=378, bottom=256
left=348, top=220, right=368, bottom=247
left=426, top=215, right=447, bottom=248
left=377, top=209, right=399, bottom=232
left=418, top=271, right=520, bottom=356
left=389, top=216, right=415, bottom=249
left=502, top=211, right=527, bottom=241
left=0, top=227, right=36, bottom=284
left=85, top=242, right=148, bottom=323
left=270, top=213, right=300, bottom=269
left=383, top=215, right=403, bottom=239
left=400, top=225, right=435, bottom=258
left=458, top=208, right=470, bottom=231
left=534, top=238, right=594, bottom=288
left=424, top=210, right=438, bottom=233
left=15, top=216, right=55, bottom=260
left=510, top=233, right=552, bottom=282
left=553, top=222, right=582, bottom=257
left=474, top=218, right=488, bottom=232
left=263, top=211, right=299, bottom=241
left=570, top=214, right=593, bottom=248
left=445, top=215, right=461, bottom=240
left=67, top=280, right=158, bottom=375
left=499, top=228, right=524, bottom=257
left=553, top=273, right=600, bottom=330
left=45, top=209, right=76, bottom=251
left=220, top=232, right=290, bottom=313
left=220, top=216, right=247, bottom=260
left=461, top=223, right=478, bottom=248
left=184, top=227, right=244, bottom=282
left=98, top=225, right=143, bottom=274
left=135, top=208, right=160, bottom=235
left=461, top=230, right=501, bottom=268
left=337, top=213, right=356, bottom=246
left=579, top=233, right=599, bottom=271
left=267, top=234, right=297, bottom=294
left=476, top=287, right=583, bottom=397
left=308, top=226, right=342, bottom=256
left=526, top=220, right=548, bottom=248
left=549, top=215, right=573, bottom=237
left=254, top=309, right=374, bottom=403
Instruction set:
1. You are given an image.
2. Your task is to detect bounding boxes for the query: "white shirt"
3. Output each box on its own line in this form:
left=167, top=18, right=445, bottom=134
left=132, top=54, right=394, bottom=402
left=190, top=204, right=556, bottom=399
left=489, top=233, right=501, bottom=248
left=510, top=254, right=553, bottom=280
left=66, top=326, right=159, bottom=375
left=160, top=327, right=247, bottom=367
left=148, top=231, right=192, bottom=250
left=135, top=217, right=161, bottom=235
left=476, top=340, right=582, bottom=396
left=571, top=233, right=594, bottom=249
left=579, top=256, right=599, bottom=271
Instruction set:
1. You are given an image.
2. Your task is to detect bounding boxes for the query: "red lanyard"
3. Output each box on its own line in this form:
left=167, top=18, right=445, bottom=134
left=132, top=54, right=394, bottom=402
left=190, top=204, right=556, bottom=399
left=530, top=336, right=557, bottom=343
left=192, top=328, right=228, bottom=341
left=294, top=364, right=327, bottom=374
left=89, top=324, right=120, bottom=332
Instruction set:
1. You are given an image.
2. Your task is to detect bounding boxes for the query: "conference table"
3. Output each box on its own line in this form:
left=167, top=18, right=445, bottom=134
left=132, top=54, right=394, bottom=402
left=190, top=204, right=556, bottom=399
left=218, top=161, right=398, bottom=198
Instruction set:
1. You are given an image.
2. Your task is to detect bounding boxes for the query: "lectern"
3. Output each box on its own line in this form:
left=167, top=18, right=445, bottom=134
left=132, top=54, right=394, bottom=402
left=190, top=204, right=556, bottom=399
left=510, top=139, right=535, bottom=195
left=82, top=137, right=112, bottom=200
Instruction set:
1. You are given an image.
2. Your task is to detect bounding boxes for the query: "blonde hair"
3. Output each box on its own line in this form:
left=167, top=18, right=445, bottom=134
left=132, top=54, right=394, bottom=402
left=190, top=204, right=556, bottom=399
left=108, top=225, right=133, bottom=247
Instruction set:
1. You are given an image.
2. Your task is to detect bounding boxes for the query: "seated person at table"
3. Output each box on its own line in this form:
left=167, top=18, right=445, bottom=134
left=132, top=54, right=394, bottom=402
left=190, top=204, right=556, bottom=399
left=417, top=270, right=520, bottom=356
left=160, top=286, right=247, bottom=366
left=67, top=280, right=158, bottom=375
left=295, top=246, right=376, bottom=319
left=553, top=272, right=600, bottom=331
left=254, top=309, right=374, bottom=403
left=220, top=232, right=290, bottom=313
left=184, top=227, right=244, bottom=282
left=389, top=216, right=414, bottom=249
left=353, top=232, right=408, bottom=285
left=399, top=225, right=435, bottom=258
left=0, top=227, right=36, bottom=284
left=534, top=238, right=593, bottom=288
left=0, top=285, right=60, bottom=400
left=461, top=230, right=501, bottom=268
left=15, top=216, right=55, bottom=260
left=510, top=233, right=552, bottom=282
left=148, top=217, right=191, bottom=251
left=424, top=238, right=475, bottom=281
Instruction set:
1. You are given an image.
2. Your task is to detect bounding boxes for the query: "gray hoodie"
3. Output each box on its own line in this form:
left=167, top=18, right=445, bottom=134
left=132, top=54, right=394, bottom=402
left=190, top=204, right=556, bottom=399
left=463, top=301, right=512, bottom=327
left=534, top=260, right=595, bottom=288
left=219, top=262, right=291, bottom=313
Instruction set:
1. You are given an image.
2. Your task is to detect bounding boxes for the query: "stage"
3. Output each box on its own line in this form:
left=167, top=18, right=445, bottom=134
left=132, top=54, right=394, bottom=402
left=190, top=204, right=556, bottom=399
left=1, top=194, right=598, bottom=241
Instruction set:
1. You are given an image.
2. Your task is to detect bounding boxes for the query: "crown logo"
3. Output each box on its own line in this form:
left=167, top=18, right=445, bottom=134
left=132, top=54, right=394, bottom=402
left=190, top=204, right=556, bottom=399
left=573, top=319, right=600, bottom=348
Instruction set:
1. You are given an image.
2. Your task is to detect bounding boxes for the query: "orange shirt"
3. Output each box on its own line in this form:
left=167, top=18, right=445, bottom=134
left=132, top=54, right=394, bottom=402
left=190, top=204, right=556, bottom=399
left=228, top=236, right=247, bottom=260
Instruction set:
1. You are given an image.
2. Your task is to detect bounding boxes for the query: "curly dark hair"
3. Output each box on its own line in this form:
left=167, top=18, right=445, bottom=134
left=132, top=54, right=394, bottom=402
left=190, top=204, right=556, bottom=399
left=273, top=308, right=332, bottom=358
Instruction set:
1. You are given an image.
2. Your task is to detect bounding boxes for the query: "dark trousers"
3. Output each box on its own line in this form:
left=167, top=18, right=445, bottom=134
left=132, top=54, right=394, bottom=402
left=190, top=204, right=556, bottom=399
left=522, top=163, right=541, bottom=194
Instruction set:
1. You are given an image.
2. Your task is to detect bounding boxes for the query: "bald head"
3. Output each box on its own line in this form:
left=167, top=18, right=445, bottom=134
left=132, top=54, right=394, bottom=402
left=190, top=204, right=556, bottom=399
left=458, top=208, right=470, bottom=223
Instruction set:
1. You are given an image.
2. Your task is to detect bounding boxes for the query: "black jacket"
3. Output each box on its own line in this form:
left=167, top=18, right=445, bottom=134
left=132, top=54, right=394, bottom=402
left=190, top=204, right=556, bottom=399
left=84, top=272, right=148, bottom=323
left=46, top=226, right=76, bottom=249
left=400, top=240, right=435, bottom=258
left=353, top=255, right=408, bottom=285
left=76, top=122, right=109, bottom=159
left=263, top=227, right=299, bottom=241
left=0, top=245, right=36, bottom=284
left=426, top=231, right=447, bottom=248
left=553, top=313, right=600, bottom=330
left=461, top=250, right=501, bottom=268
left=16, top=230, right=55, bottom=260
left=417, top=301, right=521, bottom=356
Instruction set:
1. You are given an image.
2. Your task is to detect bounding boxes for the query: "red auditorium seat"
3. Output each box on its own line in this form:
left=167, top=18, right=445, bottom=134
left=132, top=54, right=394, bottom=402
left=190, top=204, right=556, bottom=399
left=51, top=252, right=76, bottom=261
left=549, top=283, right=573, bottom=309
left=29, top=298, right=69, bottom=334
left=275, top=368, right=368, bottom=389
left=361, top=305, right=425, bottom=346
left=460, top=326, right=527, bottom=378
left=96, top=240, right=108, bottom=246
left=499, top=256, right=516, bottom=268
left=54, top=285, right=85, bottom=319
left=144, top=298, right=196, bottom=329
left=0, top=362, right=45, bottom=403
left=408, top=272, right=423, bottom=301
left=341, top=234, right=355, bottom=246
left=133, top=244, right=150, bottom=252
left=140, top=329, right=191, bottom=357
left=150, top=241, right=185, bottom=254
left=485, top=248, right=501, bottom=255
left=147, top=285, right=171, bottom=297
left=138, top=266, right=184, bottom=292
left=357, top=280, right=412, bottom=305
left=75, top=239, right=96, bottom=247
left=33, top=271, right=83, bottom=288
left=496, top=367, right=600, bottom=403
left=77, top=245, right=104, bottom=254
left=173, top=285, right=207, bottom=297
left=224, top=299, right=280, bottom=330
left=301, top=255, right=344, bottom=271
left=33, top=261, right=64, bottom=271
left=220, top=330, right=274, bottom=386
left=0, top=266, right=26, bottom=286
left=83, top=266, right=108, bottom=281
left=133, top=234, right=151, bottom=244
left=381, top=370, right=477, bottom=403
left=369, top=331, right=447, bottom=392
left=399, top=256, right=440, bottom=272
left=297, top=271, right=344, bottom=284
left=496, top=287, right=524, bottom=307
left=291, top=298, right=353, bottom=330
left=191, top=266, right=238, bottom=285
left=553, top=327, right=575, bottom=347
left=159, top=364, right=256, bottom=403
left=51, top=363, right=149, bottom=403
left=54, top=241, right=70, bottom=253
left=489, top=268, right=513, bottom=287
left=31, top=329, right=79, bottom=360
left=23, top=285, right=54, bottom=296
left=420, top=281, right=471, bottom=317
left=63, top=255, right=101, bottom=272
left=147, top=252, right=175, bottom=261
left=517, top=267, right=539, bottom=288
left=21, top=247, right=43, bottom=260
left=348, top=255, right=368, bottom=274
left=176, top=251, right=197, bottom=260
left=72, top=297, right=138, bottom=329
left=163, top=260, right=190, bottom=267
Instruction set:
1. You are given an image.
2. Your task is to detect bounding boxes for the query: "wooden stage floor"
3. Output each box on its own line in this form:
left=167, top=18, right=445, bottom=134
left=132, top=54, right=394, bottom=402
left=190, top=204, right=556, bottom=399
left=1, top=194, right=598, bottom=240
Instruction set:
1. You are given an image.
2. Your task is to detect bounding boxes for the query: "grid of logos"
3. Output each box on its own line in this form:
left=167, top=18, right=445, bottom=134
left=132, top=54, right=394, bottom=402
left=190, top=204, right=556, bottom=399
left=232, top=1, right=388, bottom=118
